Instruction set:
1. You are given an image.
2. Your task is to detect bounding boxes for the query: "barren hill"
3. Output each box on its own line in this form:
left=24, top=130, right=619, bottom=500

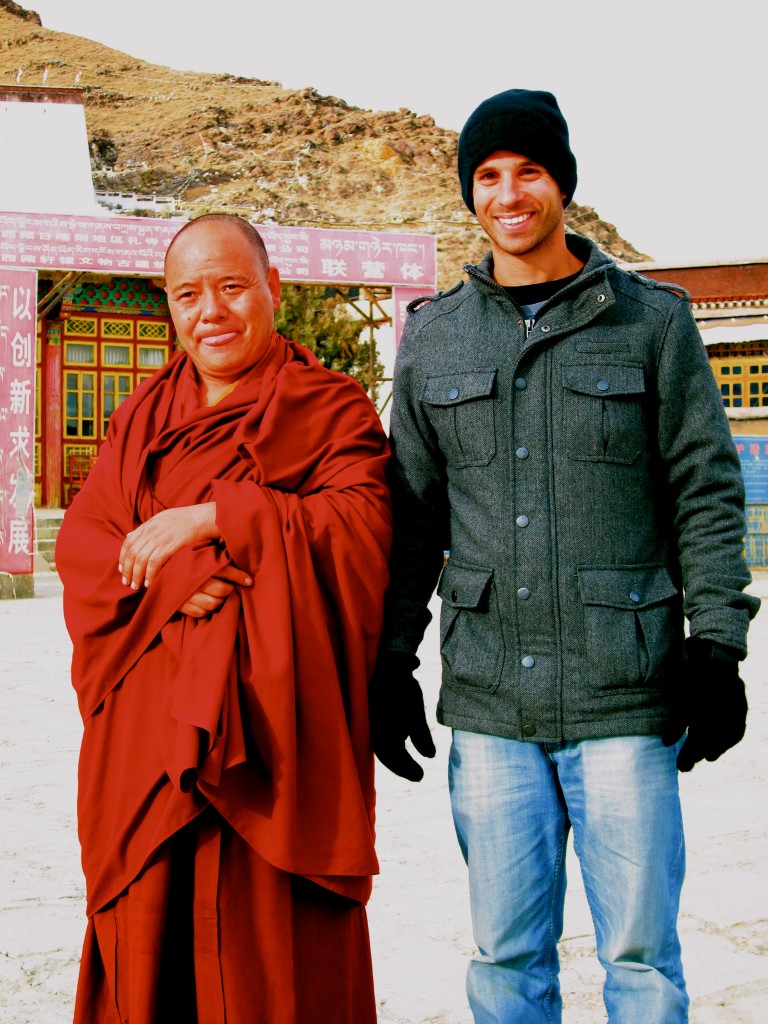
left=1, top=0, right=649, bottom=287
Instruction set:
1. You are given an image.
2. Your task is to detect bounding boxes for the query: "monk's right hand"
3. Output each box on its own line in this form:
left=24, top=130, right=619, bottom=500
left=119, top=503, right=219, bottom=590
left=178, top=564, right=253, bottom=619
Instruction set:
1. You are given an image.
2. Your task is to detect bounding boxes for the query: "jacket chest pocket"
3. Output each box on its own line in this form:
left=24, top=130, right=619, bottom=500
left=421, top=370, right=497, bottom=468
left=562, top=364, right=647, bottom=464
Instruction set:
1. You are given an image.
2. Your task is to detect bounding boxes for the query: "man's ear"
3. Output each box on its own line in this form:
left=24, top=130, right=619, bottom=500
left=268, top=265, right=281, bottom=310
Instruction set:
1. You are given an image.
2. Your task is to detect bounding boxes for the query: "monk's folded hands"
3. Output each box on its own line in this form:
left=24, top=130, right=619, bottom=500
left=118, top=501, right=220, bottom=590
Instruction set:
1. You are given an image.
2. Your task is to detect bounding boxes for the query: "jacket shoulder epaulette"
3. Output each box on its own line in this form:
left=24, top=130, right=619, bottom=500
left=406, top=280, right=464, bottom=314
left=622, top=268, right=691, bottom=303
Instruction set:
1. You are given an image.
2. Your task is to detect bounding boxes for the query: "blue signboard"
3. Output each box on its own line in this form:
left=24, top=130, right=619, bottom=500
left=733, top=435, right=768, bottom=565
left=733, top=435, right=768, bottom=504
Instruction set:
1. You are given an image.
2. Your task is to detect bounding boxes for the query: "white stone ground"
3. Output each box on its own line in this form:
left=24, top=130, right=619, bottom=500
left=1, top=570, right=766, bottom=1023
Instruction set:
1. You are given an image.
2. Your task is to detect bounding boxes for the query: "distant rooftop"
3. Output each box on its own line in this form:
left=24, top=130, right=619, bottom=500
left=631, top=255, right=768, bottom=272
left=0, top=85, right=85, bottom=104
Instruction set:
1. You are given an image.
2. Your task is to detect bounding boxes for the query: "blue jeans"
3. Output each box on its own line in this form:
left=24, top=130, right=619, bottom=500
left=449, top=730, right=688, bottom=1024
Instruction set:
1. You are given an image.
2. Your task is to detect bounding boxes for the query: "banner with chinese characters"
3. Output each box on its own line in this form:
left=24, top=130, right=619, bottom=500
left=0, top=211, right=436, bottom=288
left=0, top=269, right=36, bottom=574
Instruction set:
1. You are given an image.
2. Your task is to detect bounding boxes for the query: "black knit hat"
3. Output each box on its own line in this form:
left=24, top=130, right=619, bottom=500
left=457, top=89, right=577, bottom=212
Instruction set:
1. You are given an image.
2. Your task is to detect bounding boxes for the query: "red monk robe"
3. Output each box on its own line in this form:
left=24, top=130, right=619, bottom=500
left=56, top=334, right=392, bottom=1023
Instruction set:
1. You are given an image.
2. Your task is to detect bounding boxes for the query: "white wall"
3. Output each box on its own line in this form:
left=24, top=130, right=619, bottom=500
left=0, top=94, right=101, bottom=215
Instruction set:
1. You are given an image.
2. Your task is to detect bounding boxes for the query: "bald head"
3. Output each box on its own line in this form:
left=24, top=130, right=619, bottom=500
left=163, top=214, right=282, bottom=405
left=164, top=214, right=270, bottom=276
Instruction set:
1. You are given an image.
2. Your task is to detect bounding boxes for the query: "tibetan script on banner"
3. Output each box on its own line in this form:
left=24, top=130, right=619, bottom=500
left=0, top=212, right=436, bottom=288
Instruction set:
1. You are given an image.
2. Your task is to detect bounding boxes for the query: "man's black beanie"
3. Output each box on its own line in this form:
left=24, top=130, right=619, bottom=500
left=457, top=89, right=577, bottom=212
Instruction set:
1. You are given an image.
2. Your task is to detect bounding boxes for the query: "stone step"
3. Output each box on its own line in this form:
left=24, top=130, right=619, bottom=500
left=34, top=509, right=65, bottom=570
left=34, top=509, right=65, bottom=523
left=35, top=523, right=62, bottom=540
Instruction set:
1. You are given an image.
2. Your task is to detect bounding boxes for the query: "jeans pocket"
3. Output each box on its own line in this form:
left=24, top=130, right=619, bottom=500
left=438, top=560, right=505, bottom=692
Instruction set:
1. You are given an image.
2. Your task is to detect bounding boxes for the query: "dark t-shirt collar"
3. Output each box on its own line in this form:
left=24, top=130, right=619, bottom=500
left=502, top=270, right=582, bottom=307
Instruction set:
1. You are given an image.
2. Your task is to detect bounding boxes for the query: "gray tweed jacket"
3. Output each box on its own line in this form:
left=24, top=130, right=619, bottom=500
left=382, top=234, right=759, bottom=743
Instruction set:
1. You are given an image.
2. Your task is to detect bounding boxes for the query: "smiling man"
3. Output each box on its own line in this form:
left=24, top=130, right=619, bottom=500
left=370, top=89, right=758, bottom=1023
left=57, top=214, right=391, bottom=1024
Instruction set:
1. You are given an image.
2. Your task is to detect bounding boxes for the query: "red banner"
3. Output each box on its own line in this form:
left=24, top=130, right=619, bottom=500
left=0, top=269, right=37, bottom=575
left=259, top=224, right=436, bottom=287
left=393, top=286, right=432, bottom=347
left=0, top=211, right=436, bottom=288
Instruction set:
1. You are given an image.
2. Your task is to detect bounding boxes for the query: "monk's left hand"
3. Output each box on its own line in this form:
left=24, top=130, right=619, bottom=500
left=179, top=564, right=253, bottom=618
left=119, top=503, right=220, bottom=590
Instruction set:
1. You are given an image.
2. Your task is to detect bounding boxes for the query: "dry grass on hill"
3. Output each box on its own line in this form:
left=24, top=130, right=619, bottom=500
left=1, top=1, right=649, bottom=287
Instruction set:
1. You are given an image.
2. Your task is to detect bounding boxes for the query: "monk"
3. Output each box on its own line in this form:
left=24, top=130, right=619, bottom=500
left=56, top=214, right=392, bottom=1024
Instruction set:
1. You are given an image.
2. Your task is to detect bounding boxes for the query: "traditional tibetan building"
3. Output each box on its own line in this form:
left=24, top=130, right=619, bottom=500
left=0, top=86, right=435, bottom=593
left=36, top=270, right=175, bottom=508
left=637, top=259, right=768, bottom=563
left=636, top=259, right=768, bottom=420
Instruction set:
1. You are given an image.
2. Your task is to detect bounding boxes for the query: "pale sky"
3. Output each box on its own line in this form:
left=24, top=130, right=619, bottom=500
left=26, top=0, right=768, bottom=266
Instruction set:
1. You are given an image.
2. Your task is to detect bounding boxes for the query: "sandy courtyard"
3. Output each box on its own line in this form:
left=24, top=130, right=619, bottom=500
left=1, top=570, right=766, bottom=1023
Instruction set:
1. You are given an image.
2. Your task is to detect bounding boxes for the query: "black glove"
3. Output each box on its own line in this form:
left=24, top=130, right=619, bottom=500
left=369, top=650, right=436, bottom=782
left=666, top=636, right=748, bottom=773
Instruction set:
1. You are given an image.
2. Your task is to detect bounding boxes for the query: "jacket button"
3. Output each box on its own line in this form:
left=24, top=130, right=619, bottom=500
left=523, top=724, right=537, bottom=737
left=597, top=293, right=606, bottom=303
left=516, top=446, right=529, bottom=459
left=448, top=387, right=460, bottom=399
left=522, top=655, right=535, bottom=668
left=516, top=515, right=529, bottom=527
left=451, top=589, right=459, bottom=602
left=540, top=324, right=551, bottom=333
left=517, top=587, right=531, bottom=600
left=629, top=591, right=641, bottom=603
left=515, top=377, right=527, bottom=390
left=597, top=379, right=610, bottom=391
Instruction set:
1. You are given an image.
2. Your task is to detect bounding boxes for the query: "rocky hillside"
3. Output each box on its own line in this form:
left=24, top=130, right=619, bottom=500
left=1, top=0, right=649, bottom=287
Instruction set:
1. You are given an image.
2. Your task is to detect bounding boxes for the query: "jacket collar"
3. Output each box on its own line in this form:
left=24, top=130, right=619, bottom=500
left=465, top=233, right=614, bottom=296
left=465, top=234, right=619, bottom=347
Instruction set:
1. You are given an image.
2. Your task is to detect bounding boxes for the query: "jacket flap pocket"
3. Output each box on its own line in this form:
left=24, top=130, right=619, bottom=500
left=438, top=562, right=493, bottom=609
left=422, top=370, right=497, bottom=407
left=563, top=364, right=645, bottom=398
left=578, top=565, right=677, bottom=610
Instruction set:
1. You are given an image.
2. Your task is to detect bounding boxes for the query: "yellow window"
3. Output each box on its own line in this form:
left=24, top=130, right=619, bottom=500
left=64, top=317, right=98, bottom=337
left=137, top=320, right=169, bottom=341
left=137, top=345, right=168, bottom=370
left=101, top=318, right=134, bottom=339
left=102, top=343, right=132, bottom=367
left=102, top=373, right=133, bottom=435
left=65, top=371, right=96, bottom=438
left=64, top=341, right=97, bottom=365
